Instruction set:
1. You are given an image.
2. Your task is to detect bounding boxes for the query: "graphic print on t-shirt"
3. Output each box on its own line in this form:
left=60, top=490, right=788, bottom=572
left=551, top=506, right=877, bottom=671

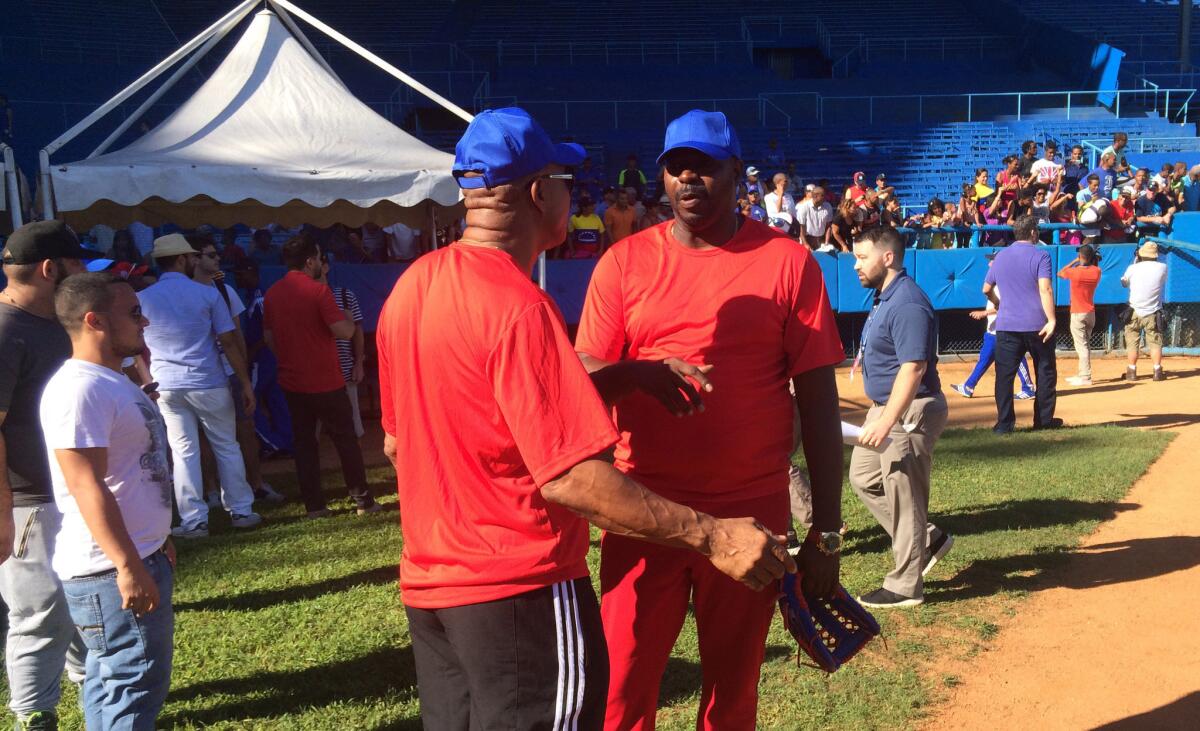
left=135, top=401, right=172, bottom=507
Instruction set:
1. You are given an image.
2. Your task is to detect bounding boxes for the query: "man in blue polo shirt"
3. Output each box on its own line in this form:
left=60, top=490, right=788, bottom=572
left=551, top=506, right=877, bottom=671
left=849, top=226, right=953, bottom=609
left=983, top=214, right=1061, bottom=434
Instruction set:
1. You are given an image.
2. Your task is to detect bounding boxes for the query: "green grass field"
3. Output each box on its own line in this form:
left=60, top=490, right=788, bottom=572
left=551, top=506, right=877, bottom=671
left=8, top=424, right=1172, bottom=729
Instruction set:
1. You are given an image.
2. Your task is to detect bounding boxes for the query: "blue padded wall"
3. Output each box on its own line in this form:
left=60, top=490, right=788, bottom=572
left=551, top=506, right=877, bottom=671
left=836, top=249, right=917, bottom=313
left=545, top=260, right=598, bottom=324
left=814, top=251, right=840, bottom=312
left=914, top=247, right=999, bottom=311
left=1163, top=246, right=1200, bottom=304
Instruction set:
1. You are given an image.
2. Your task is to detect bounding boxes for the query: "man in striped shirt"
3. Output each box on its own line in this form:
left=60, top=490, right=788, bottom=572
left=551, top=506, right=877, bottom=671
left=318, top=253, right=365, bottom=437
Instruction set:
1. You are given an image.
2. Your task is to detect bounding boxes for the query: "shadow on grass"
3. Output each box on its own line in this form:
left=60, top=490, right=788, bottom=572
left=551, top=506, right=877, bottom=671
left=1104, top=412, right=1200, bottom=430
left=936, top=428, right=1120, bottom=460
left=927, top=536, right=1200, bottom=603
left=844, top=499, right=1140, bottom=555
left=1090, top=690, right=1200, bottom=730
left=656, top=644, right=793, bottom=710
left=164, top=646, right=420, bottom=727
left=175, top=565, right=398, bottom=612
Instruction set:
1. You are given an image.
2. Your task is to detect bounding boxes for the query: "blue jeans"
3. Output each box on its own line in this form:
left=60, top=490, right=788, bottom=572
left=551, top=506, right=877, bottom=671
left=964, top=331, right=1034, bottom=393
left=62, top=551, right=174, bottom=731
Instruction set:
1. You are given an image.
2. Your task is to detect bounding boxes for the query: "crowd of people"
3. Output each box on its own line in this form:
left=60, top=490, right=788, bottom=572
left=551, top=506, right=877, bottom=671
left=0, top=104, right=1184, bottom=731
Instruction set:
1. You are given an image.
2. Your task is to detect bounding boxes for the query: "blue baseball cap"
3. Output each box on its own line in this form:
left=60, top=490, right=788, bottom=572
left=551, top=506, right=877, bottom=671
left=657, top=110, right=742, bottom=165
left=85, top=258, right=115, bottom=272
left=452, top=107, right=585, bottom=189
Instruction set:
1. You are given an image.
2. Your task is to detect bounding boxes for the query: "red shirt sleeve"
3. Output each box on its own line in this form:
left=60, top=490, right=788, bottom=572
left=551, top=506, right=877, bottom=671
left=783, top=248, right=845, bottom=377
left=316, top=283, right=345, bottom=328
left=575, top=251, right=626, bottom=362
left=488, top=300, right=619, bottom=486
left=376, top=297, right=396, bottom=437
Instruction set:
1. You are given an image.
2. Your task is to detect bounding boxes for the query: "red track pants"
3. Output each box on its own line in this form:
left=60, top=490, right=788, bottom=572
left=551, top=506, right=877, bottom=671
left=599, top=490, right=789, bottom=731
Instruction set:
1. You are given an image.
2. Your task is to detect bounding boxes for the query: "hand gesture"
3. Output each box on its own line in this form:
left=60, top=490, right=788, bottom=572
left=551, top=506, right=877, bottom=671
left=628, top=358, right=714, bottom=416
left=1038, top=320, right=1056, bottom=343
left=706, top=517, right=796, bottom=591
left=117, top=561, right=160, bottom=617
left=968, top=309, right=988, bottom=320
left=858, top=419, right=893, bottom=449
left=798, top=539, right=840, bottom=598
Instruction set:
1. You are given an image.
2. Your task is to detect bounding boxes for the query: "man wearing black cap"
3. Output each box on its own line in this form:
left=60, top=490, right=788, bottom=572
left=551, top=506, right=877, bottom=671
left=376, top=107, right=792, bottom=729
left=576, top=110, right=846, bottom=729
left=0, top=220, right=88, bottom=730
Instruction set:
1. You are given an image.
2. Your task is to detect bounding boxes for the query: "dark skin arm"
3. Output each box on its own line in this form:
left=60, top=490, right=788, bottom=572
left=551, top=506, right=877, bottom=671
left=790, top=365, right=843, bottom=597
left=578, top=352, right=714, bottom=416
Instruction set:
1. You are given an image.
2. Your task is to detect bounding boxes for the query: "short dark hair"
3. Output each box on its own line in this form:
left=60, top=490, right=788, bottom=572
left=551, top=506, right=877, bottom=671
left=253, top=229, right=272, bottom=245
left=859, top=225, right=905, bottom=260
left=1045, top=140, right=1058, bottom=151
left=1002, top=154, right=1016, bottom=166
left=1113, top=131, right=1128, bottom=143
left=185, top=233, right=215, bottom=253
left=281, top=235, right=318, bottom=271
left=2, top=262, right=41, bottom=285
left=1078, top=244, right=1098, bottom=265
left=55, top=272, right=124, bottom=334
left=1087, top=173, right=1100, bottom=183
left=1012, top=214, right=1039, bottom=241
left=1021, top=140, right=1037, bottom=154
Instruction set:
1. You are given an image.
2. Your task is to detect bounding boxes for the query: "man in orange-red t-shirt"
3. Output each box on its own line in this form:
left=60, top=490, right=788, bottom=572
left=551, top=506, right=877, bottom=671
left=576, top=110, right=847, bottom=730
left=603, top=188, right=639, bottom=244
left=375, top=108, right=794, bottom=730
left=1058, top=243, right=1102, bottom=385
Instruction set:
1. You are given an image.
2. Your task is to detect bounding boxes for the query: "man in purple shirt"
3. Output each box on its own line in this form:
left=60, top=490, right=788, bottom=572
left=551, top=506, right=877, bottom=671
left=982, top=215, right=1062, bottom=434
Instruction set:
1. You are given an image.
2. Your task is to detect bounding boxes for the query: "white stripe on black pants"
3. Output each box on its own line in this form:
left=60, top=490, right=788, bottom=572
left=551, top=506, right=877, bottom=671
left=406, top=577, right=608, bottom=730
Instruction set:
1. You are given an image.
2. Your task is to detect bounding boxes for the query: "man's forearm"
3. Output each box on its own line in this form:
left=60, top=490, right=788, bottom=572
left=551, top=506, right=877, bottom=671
left=352, top=326, right=365, bottom=365
left=579, top=352, right=637, bottom=405
left=542, top=459, right=715, bottom=554
left=1039, top=284, right=1057, bottom=325
left=218, top=332, right=252, bottom=387
left=792, top=366, right=843, bottom=533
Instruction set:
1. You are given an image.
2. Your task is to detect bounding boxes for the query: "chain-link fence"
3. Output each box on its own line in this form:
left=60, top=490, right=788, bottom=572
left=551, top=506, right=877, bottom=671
left=835, top=301, right=1200, bottom=360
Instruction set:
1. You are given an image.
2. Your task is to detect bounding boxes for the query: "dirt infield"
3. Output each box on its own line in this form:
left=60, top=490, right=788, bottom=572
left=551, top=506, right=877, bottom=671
left=895, top=355, right=1200, bottom=731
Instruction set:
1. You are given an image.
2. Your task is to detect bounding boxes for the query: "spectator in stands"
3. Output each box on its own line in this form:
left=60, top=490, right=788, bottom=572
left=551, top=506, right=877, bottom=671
left=384, top=221, right=422, bottom=262
left=1006, top=187, right=1036, bottom=227
left=604, top=189, right=638, bottom=245
left=744, top=166, right=764, bottom=198
left=339, top=230, right=373, bottom=264
left=787, top=162, right=803, bottom=194
left=1017, top=140, right=1038, bottom=179
left=1102, top=132, right=1131, bottom=177
left=577, top=156, right=602, bottom=201
left=1105, top=188, right=1137, bottom=243
left=1091, top=152, right=1117, bottom=199
left=139, top=235, right=262, bottom=539
left=219, top=228, right=247, bottom=268
left=796, top=185, right=834, bottom=251
left=596, top=187, right=617, bottom=220
left=995, top=156, right=1022, bottom=217
left=249, top=229, right=280, bottom=267
left=764, top=173, right=797, bottom=234
left=317, top=254, right=366, bottom=438
left=952, top=252, right=1036, bottom=401
left=360, top=223, right=387, bottom=262
left=1120, top=167, right=1150, bottom=198
left=568, top=195, right=606, bottom=258
left=264, top=236, right=380, bottom=518
left=1031, top=184, right=1071, bottom=231
left=111, top=229, right=144, bottom=266
left=829, top=200, right=858, bottom=251
left=1137, top=181, right=1175, bottom=233
left=1076, top=173, right=1105, bottom=244
left=1179, top=164, right=1200, bottom=211
left=845, top=171, right=870, bottom=207
left=233, top=262, right=292, bottom=456
left=764, top=137, right=784, bottom=169
left=874, top=173, right=894, bottom=205
left=745, top=188, right=768, bottom=224
left=1151, top=163, right=1173, bottom=189
left=959, top=183, right=981, bottom=227
left=1121, top=241, right=1168, bottom=382
left=881, top=196, right=905, bottom=228
left=1058, top=244, right=1101, bottom=387
left=1063, top=145, right=1088, bottom=194
left=983, top=215, right=1061, bottom=434
left=1031, top=141, right=1063, bottom=186
left=628, top=187, right=647, bottom=219
left=618, top=154, right=647, bottom=199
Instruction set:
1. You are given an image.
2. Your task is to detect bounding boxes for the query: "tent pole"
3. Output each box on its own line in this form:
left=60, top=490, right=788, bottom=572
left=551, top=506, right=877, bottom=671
left=42, top=0, right=260, bottom=158
left=268, top=1, right=344, bottom=86
left=269, top=0, right=475, bottom=123
left=429, top=205, right=438, bottom=251
left=89, top=2, right=256, bottom=159
left=39, top=149, right=55, bottom=220
left=3, top=146, right=23, bottom=229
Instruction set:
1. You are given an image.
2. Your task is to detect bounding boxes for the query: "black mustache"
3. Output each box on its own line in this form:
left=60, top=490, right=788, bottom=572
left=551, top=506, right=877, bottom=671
left=676, top=186, right=708, bottom=201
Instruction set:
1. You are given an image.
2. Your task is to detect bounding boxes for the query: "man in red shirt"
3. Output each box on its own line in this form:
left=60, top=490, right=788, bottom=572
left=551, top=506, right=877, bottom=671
left=263, top=237, right=380, bottom=517
left=576, top=110, right=847, bottom=730
left=1058, top=244, right=1102, bottom=386
left=376, top=108, right=793, bottom=730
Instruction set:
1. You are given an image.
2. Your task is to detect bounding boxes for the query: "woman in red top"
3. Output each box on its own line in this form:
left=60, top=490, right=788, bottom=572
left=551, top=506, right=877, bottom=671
left=1058, top=244, right=1102, bottom=385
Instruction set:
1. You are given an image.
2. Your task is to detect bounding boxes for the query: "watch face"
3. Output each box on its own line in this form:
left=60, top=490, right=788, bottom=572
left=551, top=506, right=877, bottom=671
left=820, top=532, right=843, bottom=553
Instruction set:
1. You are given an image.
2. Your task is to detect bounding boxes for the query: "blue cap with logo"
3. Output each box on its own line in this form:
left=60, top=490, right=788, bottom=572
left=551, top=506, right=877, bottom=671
left=452, top=107, right=586, bottom=189
left=657, top=110, right=742, bottom=165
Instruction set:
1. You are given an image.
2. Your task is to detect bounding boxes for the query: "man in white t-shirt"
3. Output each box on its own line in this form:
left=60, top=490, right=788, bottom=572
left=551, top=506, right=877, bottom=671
left=794, top=185, right=835, bottom=250
left=1030, top=141, right=1064, bottom=186
left=385, top=222, right=421, bottom=262
left=40, top=272, right=176, bottom=729
left=763, top=172, right=796, bottom=233
left=1121, top=241, right=1169, bottom=381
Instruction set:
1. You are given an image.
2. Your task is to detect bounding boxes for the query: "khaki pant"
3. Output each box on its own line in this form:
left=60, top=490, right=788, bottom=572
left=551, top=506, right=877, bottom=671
left=1070, top=311, right=1096, bottom=379
left=1125, top=311, right=1163, bottom=349
left=788, top=391, right=813, bottom=529
left=849, top=394, right=949, bottom=598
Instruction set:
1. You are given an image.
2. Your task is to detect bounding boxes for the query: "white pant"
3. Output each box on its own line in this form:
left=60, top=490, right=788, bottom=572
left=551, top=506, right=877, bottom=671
left=158, top=387, right=255, bottom=528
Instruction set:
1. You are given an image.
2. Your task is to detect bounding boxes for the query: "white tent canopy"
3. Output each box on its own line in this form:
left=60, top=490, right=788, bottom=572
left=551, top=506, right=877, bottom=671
left=47, top=7, right=464, bottom=230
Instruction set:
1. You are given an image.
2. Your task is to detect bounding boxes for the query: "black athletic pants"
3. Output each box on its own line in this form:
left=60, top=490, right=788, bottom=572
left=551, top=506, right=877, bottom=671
left=994, top=330, right=1057, bottom=431
left=406, top=577, right=608, bottom=730
left=282, top=388, right=372, bottom=512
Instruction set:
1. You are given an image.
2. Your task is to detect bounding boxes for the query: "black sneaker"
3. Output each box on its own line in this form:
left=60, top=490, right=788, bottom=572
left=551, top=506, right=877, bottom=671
left=992, top=423, right=1014, bottom=436
left=1033, top=417, right=1065, bottom=431
left=858, top=587, right=923, bottom=609
left=923, top=533, right=955, bottom=577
